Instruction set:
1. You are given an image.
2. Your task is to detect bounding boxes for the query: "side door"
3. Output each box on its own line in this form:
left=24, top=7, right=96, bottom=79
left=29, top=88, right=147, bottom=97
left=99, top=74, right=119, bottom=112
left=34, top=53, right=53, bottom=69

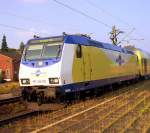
left=72, top=45, right=84, bottom=82
left=82, top=46, right=91, bottom=81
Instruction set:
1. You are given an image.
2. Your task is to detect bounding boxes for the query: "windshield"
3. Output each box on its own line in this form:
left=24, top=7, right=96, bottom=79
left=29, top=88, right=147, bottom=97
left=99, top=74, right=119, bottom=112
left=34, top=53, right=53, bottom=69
left=42, top=43, right=62, bottom=58
left=25, top=44, right=43, bottom=60
left=24, top=42, right=63, bottom=60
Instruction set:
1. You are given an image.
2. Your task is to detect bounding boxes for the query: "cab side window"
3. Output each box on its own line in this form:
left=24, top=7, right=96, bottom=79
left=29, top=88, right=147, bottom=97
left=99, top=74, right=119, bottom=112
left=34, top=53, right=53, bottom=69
left=76, top=45, right=82, bottom=58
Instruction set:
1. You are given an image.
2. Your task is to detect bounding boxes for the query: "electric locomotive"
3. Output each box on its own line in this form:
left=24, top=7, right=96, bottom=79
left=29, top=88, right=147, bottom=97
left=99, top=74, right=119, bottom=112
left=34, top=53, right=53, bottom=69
left=19, top=34, right=141, bottom=104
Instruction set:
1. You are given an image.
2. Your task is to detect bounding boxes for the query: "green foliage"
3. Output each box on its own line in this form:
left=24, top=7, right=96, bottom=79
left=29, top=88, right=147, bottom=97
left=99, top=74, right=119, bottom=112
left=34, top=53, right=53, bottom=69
left=19, top=41, right=25, bottom=53
left=140, top=106, right=149, bottom=113
left=1, top=35, right=8, bottom=52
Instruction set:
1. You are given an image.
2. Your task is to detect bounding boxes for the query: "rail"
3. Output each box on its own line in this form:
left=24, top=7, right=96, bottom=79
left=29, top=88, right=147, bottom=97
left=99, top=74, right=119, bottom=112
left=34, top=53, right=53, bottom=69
left=0, top=96, right=21, bottom=106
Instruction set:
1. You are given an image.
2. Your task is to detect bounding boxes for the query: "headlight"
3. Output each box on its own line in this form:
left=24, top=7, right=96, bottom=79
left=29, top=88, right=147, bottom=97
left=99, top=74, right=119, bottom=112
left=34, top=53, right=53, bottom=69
left=49, top=78, right=59, bottom=84
left=21, top=79, right=30, bottom=85
left=37, top=61, right=43, bottom=66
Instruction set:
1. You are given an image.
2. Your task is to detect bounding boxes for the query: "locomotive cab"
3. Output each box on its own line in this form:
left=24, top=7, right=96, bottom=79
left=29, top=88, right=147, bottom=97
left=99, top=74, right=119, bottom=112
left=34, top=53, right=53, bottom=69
left=19, top=36, right=65, bottom=103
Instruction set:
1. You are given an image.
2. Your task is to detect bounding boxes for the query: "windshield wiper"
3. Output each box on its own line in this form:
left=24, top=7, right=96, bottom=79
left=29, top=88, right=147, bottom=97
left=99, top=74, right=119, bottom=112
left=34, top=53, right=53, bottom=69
left=23, top=48, right=27, bottom=61
left=56, top=45, right=61, bottom=59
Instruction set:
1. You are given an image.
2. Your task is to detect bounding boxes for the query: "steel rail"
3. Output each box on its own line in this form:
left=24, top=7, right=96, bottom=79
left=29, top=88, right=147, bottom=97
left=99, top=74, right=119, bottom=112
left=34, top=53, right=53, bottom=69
left=0, top=96, right=22, bottom=106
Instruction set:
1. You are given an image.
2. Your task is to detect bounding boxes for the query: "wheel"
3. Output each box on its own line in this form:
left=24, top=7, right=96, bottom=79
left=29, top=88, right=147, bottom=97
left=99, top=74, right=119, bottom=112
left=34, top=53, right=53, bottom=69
left=27, top=93, right=32, bottom=102
left=22, top=88, right=27, bottom=100
left=31, top=90, right=37, bottom=101
left=37, top=93, right=44, bottom=105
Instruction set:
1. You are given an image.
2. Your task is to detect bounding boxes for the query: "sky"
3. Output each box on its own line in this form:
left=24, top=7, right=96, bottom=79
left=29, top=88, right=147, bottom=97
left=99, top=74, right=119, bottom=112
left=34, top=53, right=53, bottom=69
left=0, top=0, right=149, bottom=51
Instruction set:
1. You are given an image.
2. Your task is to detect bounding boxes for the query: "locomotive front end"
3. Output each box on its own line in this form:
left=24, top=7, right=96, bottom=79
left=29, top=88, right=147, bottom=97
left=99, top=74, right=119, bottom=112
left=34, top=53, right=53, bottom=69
left=19, top=37, right=64, bottom=104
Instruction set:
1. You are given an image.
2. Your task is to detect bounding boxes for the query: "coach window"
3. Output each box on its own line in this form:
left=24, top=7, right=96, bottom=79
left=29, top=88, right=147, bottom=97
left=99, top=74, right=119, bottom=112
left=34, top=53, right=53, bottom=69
left=76, top=45, right=82, bottom=58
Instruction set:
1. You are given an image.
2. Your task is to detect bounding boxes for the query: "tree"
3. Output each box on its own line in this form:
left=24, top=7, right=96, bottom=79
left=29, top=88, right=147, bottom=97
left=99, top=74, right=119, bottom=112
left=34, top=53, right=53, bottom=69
left=19, top=42, right=25, bottom=53
left=1, top=35, right=8, bottom=52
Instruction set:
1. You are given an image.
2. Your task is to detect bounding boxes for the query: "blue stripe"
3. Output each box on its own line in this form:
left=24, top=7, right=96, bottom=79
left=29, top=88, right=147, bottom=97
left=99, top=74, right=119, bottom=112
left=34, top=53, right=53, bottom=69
left=22, top=58, right=60, bottom=68
left=64, top=35, right=123, bottom=52
left=59, top=79, right=107, bottom=93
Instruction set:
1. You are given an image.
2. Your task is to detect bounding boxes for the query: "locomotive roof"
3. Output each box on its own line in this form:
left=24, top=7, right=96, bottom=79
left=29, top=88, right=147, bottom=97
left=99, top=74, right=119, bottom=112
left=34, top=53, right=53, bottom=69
left=64, top=35, right=134, bottom=54
left=28, top=35, right=134, bottom=54
left=136, top=48, right=150, bottom=58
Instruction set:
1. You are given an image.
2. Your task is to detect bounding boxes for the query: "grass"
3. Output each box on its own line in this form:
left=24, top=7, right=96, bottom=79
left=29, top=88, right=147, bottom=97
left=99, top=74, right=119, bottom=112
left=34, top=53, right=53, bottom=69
left=0, top=82, right=20, bottom=94
left=140, top=105, right=149, bottom=113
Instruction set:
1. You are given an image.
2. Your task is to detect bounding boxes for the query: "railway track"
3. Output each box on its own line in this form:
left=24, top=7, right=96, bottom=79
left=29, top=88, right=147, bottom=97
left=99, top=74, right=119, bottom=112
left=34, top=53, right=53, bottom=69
left=32, top=87, right=145, bottom=133
left=0, top=80, right=149, bottom=132
left=0, top=110, right=38, bottom=127
left=0, top=95, right=38, bottom=127
left=0, top=96, right=21, bottom=106
left=29, top=80, right=150, bottom=133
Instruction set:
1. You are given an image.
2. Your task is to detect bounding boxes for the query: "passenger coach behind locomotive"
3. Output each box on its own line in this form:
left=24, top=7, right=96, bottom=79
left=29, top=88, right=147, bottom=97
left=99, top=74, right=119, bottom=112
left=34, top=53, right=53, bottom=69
left=19, top=34, right=139, bottom=104
left=134, top=48, right=150, bottom=78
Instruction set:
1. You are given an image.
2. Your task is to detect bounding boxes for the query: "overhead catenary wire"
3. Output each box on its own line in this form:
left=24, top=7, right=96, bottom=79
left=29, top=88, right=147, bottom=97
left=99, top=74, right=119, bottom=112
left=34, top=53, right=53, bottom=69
left=118, top=28, right=135, bottom=44
left=85, top=0, right=150, bottom=46
left=52, top=0, right=139, bottom=45
left=0, top=11, right=51, bottom=26
left=1, top=1, right=133, bottom=38
left=85, top=0, right=137, bottom=42
left=0, top=0, right=134, bottom=41
left=85, top=0, right=134, bottom=28
left=52, top=0, right=112, bottom=29
left=0, top=0, right=149, bottom=48
left=0, top=23, right=33, bottom=32
left=0, top=23, right=49, bottom=36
